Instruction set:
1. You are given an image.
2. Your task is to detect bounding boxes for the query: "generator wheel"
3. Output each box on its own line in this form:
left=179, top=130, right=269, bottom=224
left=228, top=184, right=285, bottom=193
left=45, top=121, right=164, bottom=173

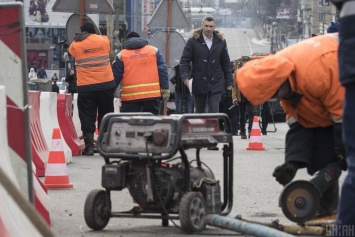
left=84, top=189, right=111, bottom=230
left=179, top=192, right=207, bottom=233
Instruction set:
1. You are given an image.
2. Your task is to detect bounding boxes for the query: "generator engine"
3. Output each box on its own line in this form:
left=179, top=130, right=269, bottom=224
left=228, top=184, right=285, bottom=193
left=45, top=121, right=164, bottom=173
left=102, top=159, right=221, bottom=214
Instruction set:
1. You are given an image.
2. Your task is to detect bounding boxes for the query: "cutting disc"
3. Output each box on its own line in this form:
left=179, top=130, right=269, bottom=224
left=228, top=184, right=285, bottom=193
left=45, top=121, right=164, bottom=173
left=279, top=180, right=321, bottom=224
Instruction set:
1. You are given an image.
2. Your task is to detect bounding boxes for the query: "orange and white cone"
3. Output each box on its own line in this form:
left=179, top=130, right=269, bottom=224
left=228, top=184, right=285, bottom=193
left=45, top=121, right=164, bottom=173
left=44, top=128, right=73, bottom=189
left=246, top=116, right=266, bottom=151
left=95, top=115, right=99, bottom=136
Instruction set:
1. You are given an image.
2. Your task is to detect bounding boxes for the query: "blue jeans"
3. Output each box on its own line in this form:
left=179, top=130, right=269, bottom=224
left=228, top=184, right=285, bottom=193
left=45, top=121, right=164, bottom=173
left=336, top=84, right=355, bottom=231
left=175, top=91, right=194, bottom=113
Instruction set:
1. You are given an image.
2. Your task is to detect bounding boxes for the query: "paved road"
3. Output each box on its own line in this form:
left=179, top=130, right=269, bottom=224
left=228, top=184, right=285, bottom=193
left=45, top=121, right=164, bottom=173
left=46, top=121, right=347, bottom=236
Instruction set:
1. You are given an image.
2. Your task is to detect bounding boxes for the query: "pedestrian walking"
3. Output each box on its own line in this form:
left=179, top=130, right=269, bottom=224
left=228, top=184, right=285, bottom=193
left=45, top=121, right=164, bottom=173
left=52, top=77, right=59, bottom=93
left=65, top=69, right=77, bottom=98
left=170, top=64, right=194, bottom=114
left=179, top=16, right=233, bottom=114
left=37, top=66, right=47, bottom=79
left=232, top=57, right=254, bottom=139
left=180, top=16, right=233, bottom=150
left=51, top=72, right=58, bottom=82
left=28, top=67, right=37, bottom=80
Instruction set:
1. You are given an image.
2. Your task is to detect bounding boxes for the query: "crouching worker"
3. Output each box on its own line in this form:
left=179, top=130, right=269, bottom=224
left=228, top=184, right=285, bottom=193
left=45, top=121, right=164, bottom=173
left=236, top=33, right=346, bottom=219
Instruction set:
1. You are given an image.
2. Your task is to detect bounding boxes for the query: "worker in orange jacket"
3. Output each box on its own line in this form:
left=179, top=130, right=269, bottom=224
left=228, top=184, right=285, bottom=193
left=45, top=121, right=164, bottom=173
left=111, top=31, right=169, bottom=115
left=69, top=22, right=116, bottom=156
left=236, top=33, right=346, bottom=218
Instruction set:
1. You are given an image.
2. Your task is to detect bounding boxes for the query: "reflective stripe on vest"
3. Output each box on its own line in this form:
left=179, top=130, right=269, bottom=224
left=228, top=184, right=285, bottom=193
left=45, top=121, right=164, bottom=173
left=75, top=55, right=110, bottom=69
left=120, top=45, right=161, bottom=101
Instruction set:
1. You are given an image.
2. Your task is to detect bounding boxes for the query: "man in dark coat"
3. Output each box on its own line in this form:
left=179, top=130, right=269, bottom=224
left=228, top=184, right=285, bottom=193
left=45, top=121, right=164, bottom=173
left=180, top=16, right=233, bottom=114
left=330, top=0, right=355, bottom=234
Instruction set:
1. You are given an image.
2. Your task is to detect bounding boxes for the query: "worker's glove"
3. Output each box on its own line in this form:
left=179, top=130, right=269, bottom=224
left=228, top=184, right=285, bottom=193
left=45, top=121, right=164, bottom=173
left=161, top=89, right=170, bottom=102
left=333, top=123, right=347, bottom=171
left=272, top=161, right=299, bottom=186
left=330, top=0, right=344, bottom=11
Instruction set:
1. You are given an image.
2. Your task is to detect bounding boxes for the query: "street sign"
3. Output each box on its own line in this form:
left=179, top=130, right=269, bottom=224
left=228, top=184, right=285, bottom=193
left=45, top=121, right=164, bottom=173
left=148, top=0, right=190, bottom=29
left=52, top=0, right=115, bottom=14
left=66, top=14, right=101, bottom=44
left=149, top=30, right=185, bottom=67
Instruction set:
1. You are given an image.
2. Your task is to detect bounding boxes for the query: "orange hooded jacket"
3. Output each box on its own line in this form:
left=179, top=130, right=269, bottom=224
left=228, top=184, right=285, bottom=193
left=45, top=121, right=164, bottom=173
left=236, top=34, right=344, bottom=128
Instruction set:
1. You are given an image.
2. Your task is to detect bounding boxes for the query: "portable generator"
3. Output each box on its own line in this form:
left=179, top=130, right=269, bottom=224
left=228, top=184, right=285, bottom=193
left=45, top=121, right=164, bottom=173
left=84, top=113, right=234, bottom=234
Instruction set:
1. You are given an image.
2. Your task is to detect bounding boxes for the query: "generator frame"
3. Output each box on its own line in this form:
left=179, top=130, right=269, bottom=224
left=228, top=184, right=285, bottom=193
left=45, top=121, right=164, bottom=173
left=84, top=113, right=234, bottom=234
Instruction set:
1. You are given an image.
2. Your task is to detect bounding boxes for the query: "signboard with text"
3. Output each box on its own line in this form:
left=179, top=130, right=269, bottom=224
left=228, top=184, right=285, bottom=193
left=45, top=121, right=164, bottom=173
left=24, top=0, right=98, bottom=27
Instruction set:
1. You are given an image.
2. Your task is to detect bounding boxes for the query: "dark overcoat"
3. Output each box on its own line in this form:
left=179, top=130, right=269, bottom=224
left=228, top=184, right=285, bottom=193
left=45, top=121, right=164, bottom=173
left=180, top=28, right=233, bottom=95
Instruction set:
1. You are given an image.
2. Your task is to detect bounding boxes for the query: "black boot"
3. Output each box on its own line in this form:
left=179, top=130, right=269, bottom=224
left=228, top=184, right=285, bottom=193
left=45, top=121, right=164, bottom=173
left=83, top=133, right=94, bottom=156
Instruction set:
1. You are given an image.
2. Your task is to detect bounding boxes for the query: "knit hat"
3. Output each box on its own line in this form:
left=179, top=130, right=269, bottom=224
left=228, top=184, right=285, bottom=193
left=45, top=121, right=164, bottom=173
left=80, top=22, right=96, bottom=34
left=126, top=31, right=140, bottom=39
left=327, top=22, right=339, bottom=33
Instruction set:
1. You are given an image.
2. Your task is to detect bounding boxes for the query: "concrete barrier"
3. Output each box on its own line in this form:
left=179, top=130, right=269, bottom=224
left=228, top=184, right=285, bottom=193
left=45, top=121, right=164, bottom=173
left=33, top=173, right=51, bottom=224
left=114, top=97, right=120, bottom=113
left=72, top=93, right=81, bottom=138
left=28, top=91, right=49, bottom=176
left=0, top=86, right=43, bottom=236
left=57, top=94, right=84, bottom=156
left=40, top=92, right=72, bottom=163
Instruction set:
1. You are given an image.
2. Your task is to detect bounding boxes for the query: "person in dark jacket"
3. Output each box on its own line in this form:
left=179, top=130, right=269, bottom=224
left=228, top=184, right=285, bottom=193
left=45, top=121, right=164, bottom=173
left=52, top=77, right=59, bottom=93
left=233, top=57, right=254, bottom=139
left=37, top=66, right=47, bottom=79
left=331, top=0, right=355, bottom=233
left=180, top=16, right=233, bottom=114
left=65, top=69, right=77, bottom=98
left=171, top=64, right=194, bottom=113
left=111, top=31, right=169, bottom=115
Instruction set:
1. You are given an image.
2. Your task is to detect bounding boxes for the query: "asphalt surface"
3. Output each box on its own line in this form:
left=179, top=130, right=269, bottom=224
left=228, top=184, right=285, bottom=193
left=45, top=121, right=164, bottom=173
left=45, top=121, right=347, bottom=237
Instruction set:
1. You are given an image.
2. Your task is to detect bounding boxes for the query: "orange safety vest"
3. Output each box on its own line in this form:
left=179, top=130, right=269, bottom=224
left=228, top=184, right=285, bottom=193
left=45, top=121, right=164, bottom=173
left=69, top=34, right=114, bottom=86
left=120, top=45, right=161, bottom=101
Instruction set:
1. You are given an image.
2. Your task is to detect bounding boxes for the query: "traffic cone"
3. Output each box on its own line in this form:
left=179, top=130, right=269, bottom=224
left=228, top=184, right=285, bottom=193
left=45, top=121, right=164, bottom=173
left=95, top=115, right=99, bottom=136
left=246, top=116, right=266, bottom=151
left=44, top=128, right=73, bottom=189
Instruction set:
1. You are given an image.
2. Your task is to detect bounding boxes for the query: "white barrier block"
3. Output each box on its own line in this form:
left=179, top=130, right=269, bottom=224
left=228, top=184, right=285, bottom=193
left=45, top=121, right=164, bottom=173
left=0, top=86, right=42, bottom=236
left=72, top=93, right=81, bottom=137
left=40, top=92, right=72, bottom=163
left=114, top=98, right=121, bottom=113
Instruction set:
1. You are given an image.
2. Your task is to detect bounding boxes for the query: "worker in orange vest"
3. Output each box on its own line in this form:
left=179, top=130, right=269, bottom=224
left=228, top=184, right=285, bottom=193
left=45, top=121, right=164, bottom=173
left=69, top=22, right=117, bottom=156
left=111, top=31, right=169, bottom=115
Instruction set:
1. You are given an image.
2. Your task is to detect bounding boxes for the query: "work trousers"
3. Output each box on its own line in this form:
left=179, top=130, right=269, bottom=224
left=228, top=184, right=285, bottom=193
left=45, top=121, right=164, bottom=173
left=194, top=92, right=222, bottom=113
left=336, top=84, right=355, bottom=231
left=77, top=88, right=115, bottom=134
left=121, top=98, right=161, bottom=115
left=238, top=100, right=254, bottom=134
